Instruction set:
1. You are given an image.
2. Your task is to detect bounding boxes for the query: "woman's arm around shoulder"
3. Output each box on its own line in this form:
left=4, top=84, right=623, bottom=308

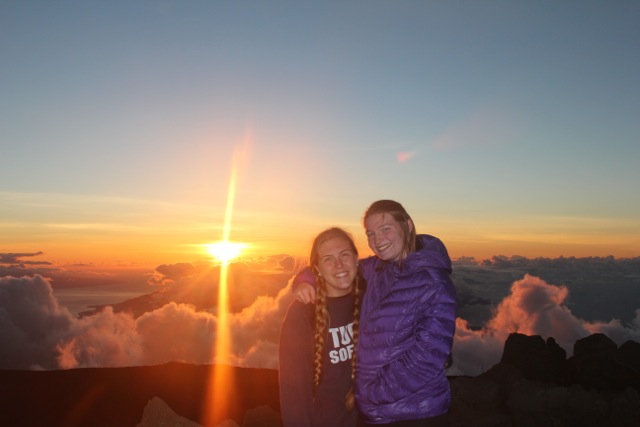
left=291, top=267, right=317, bottom=304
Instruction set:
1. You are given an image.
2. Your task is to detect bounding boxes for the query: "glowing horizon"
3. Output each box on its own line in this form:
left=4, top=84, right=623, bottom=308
left=3, top=210, right=636, bottom=266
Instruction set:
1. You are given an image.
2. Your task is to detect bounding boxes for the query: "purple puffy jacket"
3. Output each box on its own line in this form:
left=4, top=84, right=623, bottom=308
left=292, top=234, right=457, bottom=423
left=354, top=234, right=456, bottom=423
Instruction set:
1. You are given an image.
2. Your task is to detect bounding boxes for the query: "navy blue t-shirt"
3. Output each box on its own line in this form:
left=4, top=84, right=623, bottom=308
left=279, top=293, right=357, bottom=427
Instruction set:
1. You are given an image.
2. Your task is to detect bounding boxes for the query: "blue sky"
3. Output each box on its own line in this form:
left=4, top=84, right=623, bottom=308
left=1, top=1, right=639, bottom=263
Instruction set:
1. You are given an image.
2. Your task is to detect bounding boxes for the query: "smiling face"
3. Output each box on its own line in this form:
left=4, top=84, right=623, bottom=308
left=315, top=235, right=358, bottom=297
left=364, top=212, right=413, bottom=262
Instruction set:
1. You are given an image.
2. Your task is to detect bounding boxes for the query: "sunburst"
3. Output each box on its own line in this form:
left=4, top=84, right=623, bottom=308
left=205, top=240, right=245, bottom=263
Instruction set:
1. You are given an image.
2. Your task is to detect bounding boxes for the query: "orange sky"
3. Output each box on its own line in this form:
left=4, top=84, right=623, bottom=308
left=2, top=2, right=640, bottom=268
left=4, top=206, right=637, bottom=267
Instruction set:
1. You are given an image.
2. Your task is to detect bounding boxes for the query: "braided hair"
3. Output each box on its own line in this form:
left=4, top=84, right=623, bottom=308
left=309, top=227, right=362, bottom=409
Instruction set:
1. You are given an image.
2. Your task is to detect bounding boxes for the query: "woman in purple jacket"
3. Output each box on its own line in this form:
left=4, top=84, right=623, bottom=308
left=293, top=200, right=457, bottom=426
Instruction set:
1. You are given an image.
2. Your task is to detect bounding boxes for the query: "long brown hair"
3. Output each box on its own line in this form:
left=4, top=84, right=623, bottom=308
left=309, top=227, right=362, bottom=410
left=363, top=199, right=416, bottom=264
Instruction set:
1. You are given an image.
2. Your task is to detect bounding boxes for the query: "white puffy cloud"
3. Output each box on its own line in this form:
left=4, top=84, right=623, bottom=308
left=448, top=274, right=640, bottom=376
left=1, top=272, right=293, bottom=370
left=0, top=275, right=74, bottom=369
left=2, top=268, right=639, bottom=377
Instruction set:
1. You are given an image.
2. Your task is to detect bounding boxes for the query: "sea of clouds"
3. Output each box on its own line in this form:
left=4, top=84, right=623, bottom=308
left=1, top=252, right=639, bottom=376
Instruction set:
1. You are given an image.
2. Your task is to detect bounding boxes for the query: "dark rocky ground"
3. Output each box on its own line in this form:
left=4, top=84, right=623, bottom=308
left=450, top=333, right=640, bottom=427
left=0, top=363, right=279, bottom=427
left=1, top=333, right=639, bottom=427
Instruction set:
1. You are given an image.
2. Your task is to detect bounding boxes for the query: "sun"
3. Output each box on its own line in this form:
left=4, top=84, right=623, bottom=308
left=205, top=240, right=245, bottom=263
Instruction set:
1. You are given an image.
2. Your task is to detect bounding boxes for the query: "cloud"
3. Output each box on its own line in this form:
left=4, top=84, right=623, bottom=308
left=486, top=274, right=586, bottom=346
left=396, top=151, right=417, bottom=163
left=0, top=275, right=75, bottom=369
left=0, top=271, right=293, bottom=370
left=0, top=251, right=59, bottom=281
left=229, top=288, right=294, bottom=367
left=2, top=262, right=638, bottom=376
left=0, top=251, right=51, bottom=266
left=454, top=255, right=640, bottom=326
left=147, top=262, right=209, bottom=286
left=448, top=274, right=640, bottom=376
left=56, top=282, right=294, bottom=370
left=447, top=318, right=504, bottom=376
left=56, top=307, right=140, bottom=368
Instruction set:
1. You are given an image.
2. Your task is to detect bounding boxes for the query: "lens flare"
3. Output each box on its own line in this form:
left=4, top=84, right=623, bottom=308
left=202, top=136, right=251, bottom=426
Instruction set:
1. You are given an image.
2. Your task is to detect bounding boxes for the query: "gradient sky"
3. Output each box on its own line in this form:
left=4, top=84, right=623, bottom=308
left=2, top=1, right=639, bottom=265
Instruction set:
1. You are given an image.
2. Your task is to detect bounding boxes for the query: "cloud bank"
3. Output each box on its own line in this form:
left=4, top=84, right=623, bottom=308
left=0, top=272, right=293, bottom=370
left=449, top=274, right=640, bottom=376
left=1, top=265, right=639, bottom=376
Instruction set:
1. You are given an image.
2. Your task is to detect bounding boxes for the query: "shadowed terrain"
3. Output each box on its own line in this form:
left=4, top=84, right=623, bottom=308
left=0, top=363, right=279, bottom=427
left=2, top=333, right=640, bottom=427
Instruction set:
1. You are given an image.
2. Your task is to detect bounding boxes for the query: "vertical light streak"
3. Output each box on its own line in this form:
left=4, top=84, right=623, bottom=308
left=202, top=138, right=249, bottom=426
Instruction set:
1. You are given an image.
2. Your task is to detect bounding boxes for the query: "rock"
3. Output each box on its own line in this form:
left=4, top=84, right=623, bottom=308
left=607, top=387, right=640, bottom=426
left=449, top=334, right=640, bottom=426
left=241, top=405, right=281, bottom=427
left=507, top=381, right=609, bottom=427
left=4, top=335, right=640, bottom=426
left=571, top=333, right=639, bottom=390
left=615, top=340, right=640, bottom=376
left=449, top=376, right=510, bottom=427
left=500, top=333, right=573, bottom=385
left=507, top=380, right=548, bottom=415
left=215, top=420, right=240, bottom=427
left=564, top=384, right=609, bottom=426
left=573, top=333, right=617, bottom=360
left=136, top=397, right=203, bottom=427
left=479, top=362, right=523, bottom=391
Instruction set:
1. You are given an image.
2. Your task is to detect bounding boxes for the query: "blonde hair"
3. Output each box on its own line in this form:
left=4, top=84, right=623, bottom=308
left=309, top=227, right=362, bottom=410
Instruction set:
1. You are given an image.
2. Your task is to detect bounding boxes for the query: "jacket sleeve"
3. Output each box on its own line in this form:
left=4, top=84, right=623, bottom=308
left=278, top=301, right=315, bottom=427
left=368, top=268, right=457, bottom=404
left=291, top=266, right=316, bottom=292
